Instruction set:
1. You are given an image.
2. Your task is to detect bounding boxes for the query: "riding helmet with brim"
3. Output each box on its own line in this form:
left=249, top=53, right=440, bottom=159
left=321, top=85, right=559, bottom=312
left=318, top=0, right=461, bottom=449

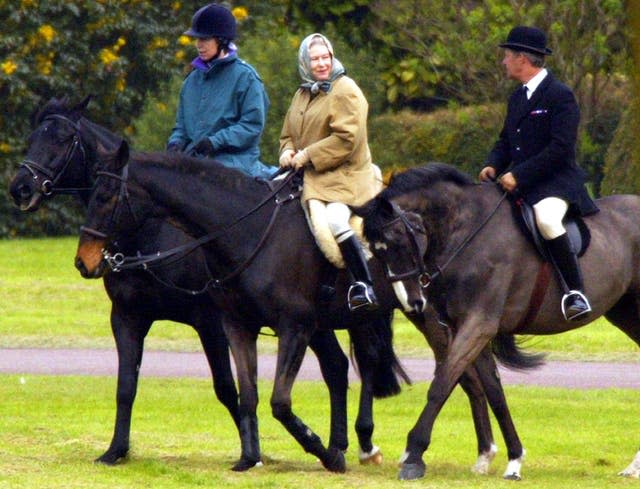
left=499, top=26, right=552, bottom=56
left=184, top=3, right=236, bottom=40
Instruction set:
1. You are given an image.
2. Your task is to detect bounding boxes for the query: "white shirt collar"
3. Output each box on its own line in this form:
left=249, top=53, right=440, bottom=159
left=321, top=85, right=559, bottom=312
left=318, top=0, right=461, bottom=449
left=523, top=68, right=548, bottom=99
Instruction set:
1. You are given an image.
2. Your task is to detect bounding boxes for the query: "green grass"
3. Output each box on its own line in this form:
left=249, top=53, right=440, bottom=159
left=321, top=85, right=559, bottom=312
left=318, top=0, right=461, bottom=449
left=1, top=374, right=638, bottom=488
left=1, top=237, right=639, bottom=361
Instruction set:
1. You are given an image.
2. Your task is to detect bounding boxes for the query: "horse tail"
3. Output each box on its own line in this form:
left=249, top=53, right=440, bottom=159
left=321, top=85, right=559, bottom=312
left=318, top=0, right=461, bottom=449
left=349, top=312, right=411, bottom=398
left=491, top=333, right=546, bottom=371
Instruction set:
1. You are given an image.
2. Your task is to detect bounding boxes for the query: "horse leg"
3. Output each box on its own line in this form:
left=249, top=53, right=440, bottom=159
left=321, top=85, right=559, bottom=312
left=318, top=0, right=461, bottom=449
left=271, top=320, right=346, bottom=472
left=96, top=308, right=151, bottom=464
left=399, top=320, right=494, bottom=480
left=473, top=347, right=526, bottom=480
left=194, top=310, right=240, bottom=429
left=604, top=294, right=640, bottom=478
left=405, top=310, right=497, bottom=475
left=221, top=316, right=261, bottom=471
left=307, top=330, right=349, bottom=453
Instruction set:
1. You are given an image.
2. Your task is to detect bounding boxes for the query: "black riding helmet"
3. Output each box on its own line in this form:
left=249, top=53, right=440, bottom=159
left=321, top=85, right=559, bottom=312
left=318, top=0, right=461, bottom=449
left=184, top=3, right=236, bottom=40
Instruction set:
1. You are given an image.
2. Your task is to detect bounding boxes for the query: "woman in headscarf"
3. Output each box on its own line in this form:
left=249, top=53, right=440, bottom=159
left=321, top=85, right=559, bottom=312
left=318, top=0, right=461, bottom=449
left=279, top=33, right=380, bottom=312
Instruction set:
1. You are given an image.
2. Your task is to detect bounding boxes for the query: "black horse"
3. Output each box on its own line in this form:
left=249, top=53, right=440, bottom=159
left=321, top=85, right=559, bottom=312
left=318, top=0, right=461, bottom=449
left=357, top=162, right=640, bottom=480
left=72, top=138, right=544, bottom=476
left=9, top=97, right=404, bottom=471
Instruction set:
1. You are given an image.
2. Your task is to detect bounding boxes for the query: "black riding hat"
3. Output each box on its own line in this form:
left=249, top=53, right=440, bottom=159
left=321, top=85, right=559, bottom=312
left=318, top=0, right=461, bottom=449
left=184, top=3, right=236, bottom=40
left=499, top=26, right=553, bottom=56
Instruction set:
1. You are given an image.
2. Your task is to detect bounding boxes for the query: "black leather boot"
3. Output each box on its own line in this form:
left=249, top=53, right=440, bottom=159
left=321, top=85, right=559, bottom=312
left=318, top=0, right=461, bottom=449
left=546, top=233, right=591, bottom=321
left=338, top=235, right=379, bottom=312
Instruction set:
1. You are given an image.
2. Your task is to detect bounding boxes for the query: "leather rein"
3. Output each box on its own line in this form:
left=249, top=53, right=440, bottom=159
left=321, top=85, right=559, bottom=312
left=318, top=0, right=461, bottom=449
left=20, top=114, right=93, bottom=196
left=383, top=190, right=508, bottom=289
left=84, top=166, right=302, bottom=293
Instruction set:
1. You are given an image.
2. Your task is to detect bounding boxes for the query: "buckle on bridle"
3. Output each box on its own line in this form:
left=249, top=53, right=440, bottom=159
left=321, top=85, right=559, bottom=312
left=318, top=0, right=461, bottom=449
left=103, top=250, right=125, bottom=271
left=419, top=272, right=431, bottom=289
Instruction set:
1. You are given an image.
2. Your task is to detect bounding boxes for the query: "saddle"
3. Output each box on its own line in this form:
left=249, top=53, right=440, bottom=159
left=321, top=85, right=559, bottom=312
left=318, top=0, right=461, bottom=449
left=512, top=198, right=590, bottom=258
left=304, top=200, right=371, bottom=269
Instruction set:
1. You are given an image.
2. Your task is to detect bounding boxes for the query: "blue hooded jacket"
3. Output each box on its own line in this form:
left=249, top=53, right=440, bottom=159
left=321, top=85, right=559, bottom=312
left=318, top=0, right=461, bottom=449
left=168, top=54, right=276, bottom=178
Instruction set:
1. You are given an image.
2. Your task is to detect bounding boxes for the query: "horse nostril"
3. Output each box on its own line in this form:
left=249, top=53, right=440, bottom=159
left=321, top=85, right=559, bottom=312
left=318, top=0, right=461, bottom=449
left=75, top=256, right=88, bottom=277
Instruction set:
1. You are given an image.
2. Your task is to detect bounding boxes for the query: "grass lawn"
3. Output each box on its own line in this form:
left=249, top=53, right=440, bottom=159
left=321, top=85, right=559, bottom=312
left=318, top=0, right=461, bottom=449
left=1, top=374, right=639, bottom=489
left=1, top=236, right=639, bottom=362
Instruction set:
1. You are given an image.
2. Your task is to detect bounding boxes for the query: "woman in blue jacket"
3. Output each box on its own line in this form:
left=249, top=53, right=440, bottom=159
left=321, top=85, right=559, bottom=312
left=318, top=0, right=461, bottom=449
left=167, top=3, right=275, bottom=178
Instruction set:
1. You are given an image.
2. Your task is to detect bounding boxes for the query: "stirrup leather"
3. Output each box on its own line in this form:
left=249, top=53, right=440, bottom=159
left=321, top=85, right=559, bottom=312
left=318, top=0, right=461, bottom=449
left=561, top=290, right=591, bottom=321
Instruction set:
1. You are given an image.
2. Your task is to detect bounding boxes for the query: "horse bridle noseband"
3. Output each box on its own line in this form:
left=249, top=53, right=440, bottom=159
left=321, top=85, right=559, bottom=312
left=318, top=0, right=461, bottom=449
left=384, top=191, right=508, bottom=289
left=20, top=114, right=92, bottom=196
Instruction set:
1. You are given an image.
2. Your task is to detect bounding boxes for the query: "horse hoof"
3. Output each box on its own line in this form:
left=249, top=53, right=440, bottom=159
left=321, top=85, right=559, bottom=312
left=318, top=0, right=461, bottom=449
left=95, top=449, right=127, bottom=465
left=503, top=472, right=522, bottom=481
left=359, top=446, right=383, bottom=465
left=321, top=448, right=346, bottom=473
left=231, top=458, right=263, bottom=472
left=398, top=461, right=426, bottom=480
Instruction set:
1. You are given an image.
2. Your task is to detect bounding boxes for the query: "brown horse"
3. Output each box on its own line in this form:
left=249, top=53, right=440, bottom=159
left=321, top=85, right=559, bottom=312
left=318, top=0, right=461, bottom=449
left=357, top=162, right=640, bottom=480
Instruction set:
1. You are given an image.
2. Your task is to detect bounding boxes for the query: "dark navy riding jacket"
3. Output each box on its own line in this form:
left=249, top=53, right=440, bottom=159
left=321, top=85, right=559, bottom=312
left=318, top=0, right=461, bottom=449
left=486, top=71, right=598, bottom=216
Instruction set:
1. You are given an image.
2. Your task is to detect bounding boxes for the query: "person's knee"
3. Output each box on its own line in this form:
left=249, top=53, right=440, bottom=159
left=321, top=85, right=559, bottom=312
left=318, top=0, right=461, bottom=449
left=326, top=202, right=352, bottom=238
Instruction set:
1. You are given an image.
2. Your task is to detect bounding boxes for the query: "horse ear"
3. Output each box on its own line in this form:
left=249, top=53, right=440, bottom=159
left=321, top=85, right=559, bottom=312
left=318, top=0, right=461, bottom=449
left=96, top=140, right=129, bottom=171
left=113, top=140, right=130, bottom=170
left=75, top=95, right=92, bottom=112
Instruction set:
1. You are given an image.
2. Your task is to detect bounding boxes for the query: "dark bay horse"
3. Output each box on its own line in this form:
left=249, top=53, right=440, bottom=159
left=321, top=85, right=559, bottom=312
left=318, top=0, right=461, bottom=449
left=357, top=162, right=640, bottom=480
left=73, top=139, right=543, bottom=476
left=9, top=97, right=401, bottom=471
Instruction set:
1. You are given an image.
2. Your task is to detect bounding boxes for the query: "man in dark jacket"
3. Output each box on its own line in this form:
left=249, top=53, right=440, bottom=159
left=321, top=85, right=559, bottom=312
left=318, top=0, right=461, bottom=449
left=479, top=26, right=598, bottom=321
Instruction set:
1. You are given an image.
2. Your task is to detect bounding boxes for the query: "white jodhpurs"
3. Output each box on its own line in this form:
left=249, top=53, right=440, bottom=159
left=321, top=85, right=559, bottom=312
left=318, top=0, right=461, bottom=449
left=533, top=197, right=569, bottom=240
left=324, top=201, right=354, bottom=243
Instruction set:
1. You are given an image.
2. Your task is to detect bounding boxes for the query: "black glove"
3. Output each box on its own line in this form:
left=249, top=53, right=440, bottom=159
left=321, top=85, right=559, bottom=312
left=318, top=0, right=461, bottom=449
left=193, top=138, right=214, bottom=156
left=166, top=141, right=183, bottom=153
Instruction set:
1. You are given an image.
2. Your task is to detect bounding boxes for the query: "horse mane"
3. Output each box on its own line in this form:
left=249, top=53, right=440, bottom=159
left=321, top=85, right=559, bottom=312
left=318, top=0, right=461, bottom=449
left=382, top=162, right=475, bottom=200
left=359, top=163, right=475, bottom=241
left=132, top=151, right=261, bottom=194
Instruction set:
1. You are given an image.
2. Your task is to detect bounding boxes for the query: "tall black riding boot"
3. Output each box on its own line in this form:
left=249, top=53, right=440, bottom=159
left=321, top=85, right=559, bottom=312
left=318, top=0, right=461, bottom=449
left=338, top=234, right=379, bottom=312
left=546, top=233, right=591, bottom=321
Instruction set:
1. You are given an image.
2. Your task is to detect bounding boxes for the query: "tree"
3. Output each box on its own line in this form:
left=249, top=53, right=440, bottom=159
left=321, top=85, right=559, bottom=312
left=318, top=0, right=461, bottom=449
left=0, top=0, right=200, bottom=235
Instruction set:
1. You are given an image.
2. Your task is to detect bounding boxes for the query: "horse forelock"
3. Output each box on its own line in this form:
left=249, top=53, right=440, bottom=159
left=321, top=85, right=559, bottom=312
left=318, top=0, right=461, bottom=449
left=34, top=97, right=74, bottom=126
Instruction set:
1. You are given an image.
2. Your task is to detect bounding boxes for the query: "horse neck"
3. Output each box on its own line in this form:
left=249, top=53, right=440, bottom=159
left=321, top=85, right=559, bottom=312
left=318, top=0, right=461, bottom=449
left=129, top=157, right=270, bottom=260
left=419, top=182, right=489, bottom=260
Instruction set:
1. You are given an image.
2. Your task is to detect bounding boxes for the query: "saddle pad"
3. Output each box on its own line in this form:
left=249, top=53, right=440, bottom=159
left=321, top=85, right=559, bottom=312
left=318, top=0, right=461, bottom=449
left=305, top=199, right=371, bottom=269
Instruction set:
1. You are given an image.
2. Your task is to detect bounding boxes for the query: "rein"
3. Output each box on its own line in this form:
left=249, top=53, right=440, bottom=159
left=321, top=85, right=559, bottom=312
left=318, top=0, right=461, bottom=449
left=388, top=189, right=508, bottom=288
left=20, top=114, right=93, bottom=196
left=93, top=168, right=302, bottom=294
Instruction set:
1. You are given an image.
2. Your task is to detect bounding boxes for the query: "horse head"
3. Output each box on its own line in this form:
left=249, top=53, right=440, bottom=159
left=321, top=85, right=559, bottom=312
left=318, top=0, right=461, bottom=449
left=75, top=140, right=151, bottom=278
left=357, top=195, right=430, bottom=314
left=9, top=95, right=122, bottom=211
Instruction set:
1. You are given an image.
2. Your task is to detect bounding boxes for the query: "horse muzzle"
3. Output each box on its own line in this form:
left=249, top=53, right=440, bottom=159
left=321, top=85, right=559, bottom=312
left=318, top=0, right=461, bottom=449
left=75, top=240, right=108, bottom=279
left=9, top=179, right=42, bottom=212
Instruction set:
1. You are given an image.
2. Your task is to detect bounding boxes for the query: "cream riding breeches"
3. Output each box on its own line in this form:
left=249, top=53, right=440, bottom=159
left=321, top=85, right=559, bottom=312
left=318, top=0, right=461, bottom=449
left=323, top=201, right=353, bottom=243
left=533, top=197, right=569, bottom=240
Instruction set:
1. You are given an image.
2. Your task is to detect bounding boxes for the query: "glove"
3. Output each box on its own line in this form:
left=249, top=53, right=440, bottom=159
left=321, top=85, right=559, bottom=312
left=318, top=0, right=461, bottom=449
left=279, top=149, right=295, bottom=168
left=193, top=138, right=215, bottom=156
left=291, top=148, right=310, bottom=169
left=166, top=141, right=183, bottom=153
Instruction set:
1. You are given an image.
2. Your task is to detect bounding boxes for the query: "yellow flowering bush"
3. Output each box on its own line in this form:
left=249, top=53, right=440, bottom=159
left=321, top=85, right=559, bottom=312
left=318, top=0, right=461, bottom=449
left=1, top=60, right=17, bottom=75
left=37, top=24, right=56, bottom=43
left=232, top=6, right=249, bottom=21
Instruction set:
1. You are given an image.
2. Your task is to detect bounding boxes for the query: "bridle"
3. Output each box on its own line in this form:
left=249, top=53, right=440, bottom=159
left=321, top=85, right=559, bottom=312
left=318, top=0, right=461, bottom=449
left=380, top=208, right=432, bottom=288
left=81, top=165, right=302, bottom=293
left=20, top=114, right=92, bottom=196
left=382, top=191, right=508, bottom=289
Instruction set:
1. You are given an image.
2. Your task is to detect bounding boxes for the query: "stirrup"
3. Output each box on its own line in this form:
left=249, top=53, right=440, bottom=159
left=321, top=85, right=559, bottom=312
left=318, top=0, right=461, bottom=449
left=348, top=281, right=378, bottom=312
left=561, top=290, right=591, bottom=321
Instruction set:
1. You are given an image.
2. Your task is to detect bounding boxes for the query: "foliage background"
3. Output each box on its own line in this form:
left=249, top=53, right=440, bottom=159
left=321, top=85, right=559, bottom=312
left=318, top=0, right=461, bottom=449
left=0, top=0, right=635, bottom=236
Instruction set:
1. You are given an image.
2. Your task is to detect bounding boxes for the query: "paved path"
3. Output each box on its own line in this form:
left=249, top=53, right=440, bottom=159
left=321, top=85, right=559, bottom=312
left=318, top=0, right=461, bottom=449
left=1, top=348, right=638, bottom=389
